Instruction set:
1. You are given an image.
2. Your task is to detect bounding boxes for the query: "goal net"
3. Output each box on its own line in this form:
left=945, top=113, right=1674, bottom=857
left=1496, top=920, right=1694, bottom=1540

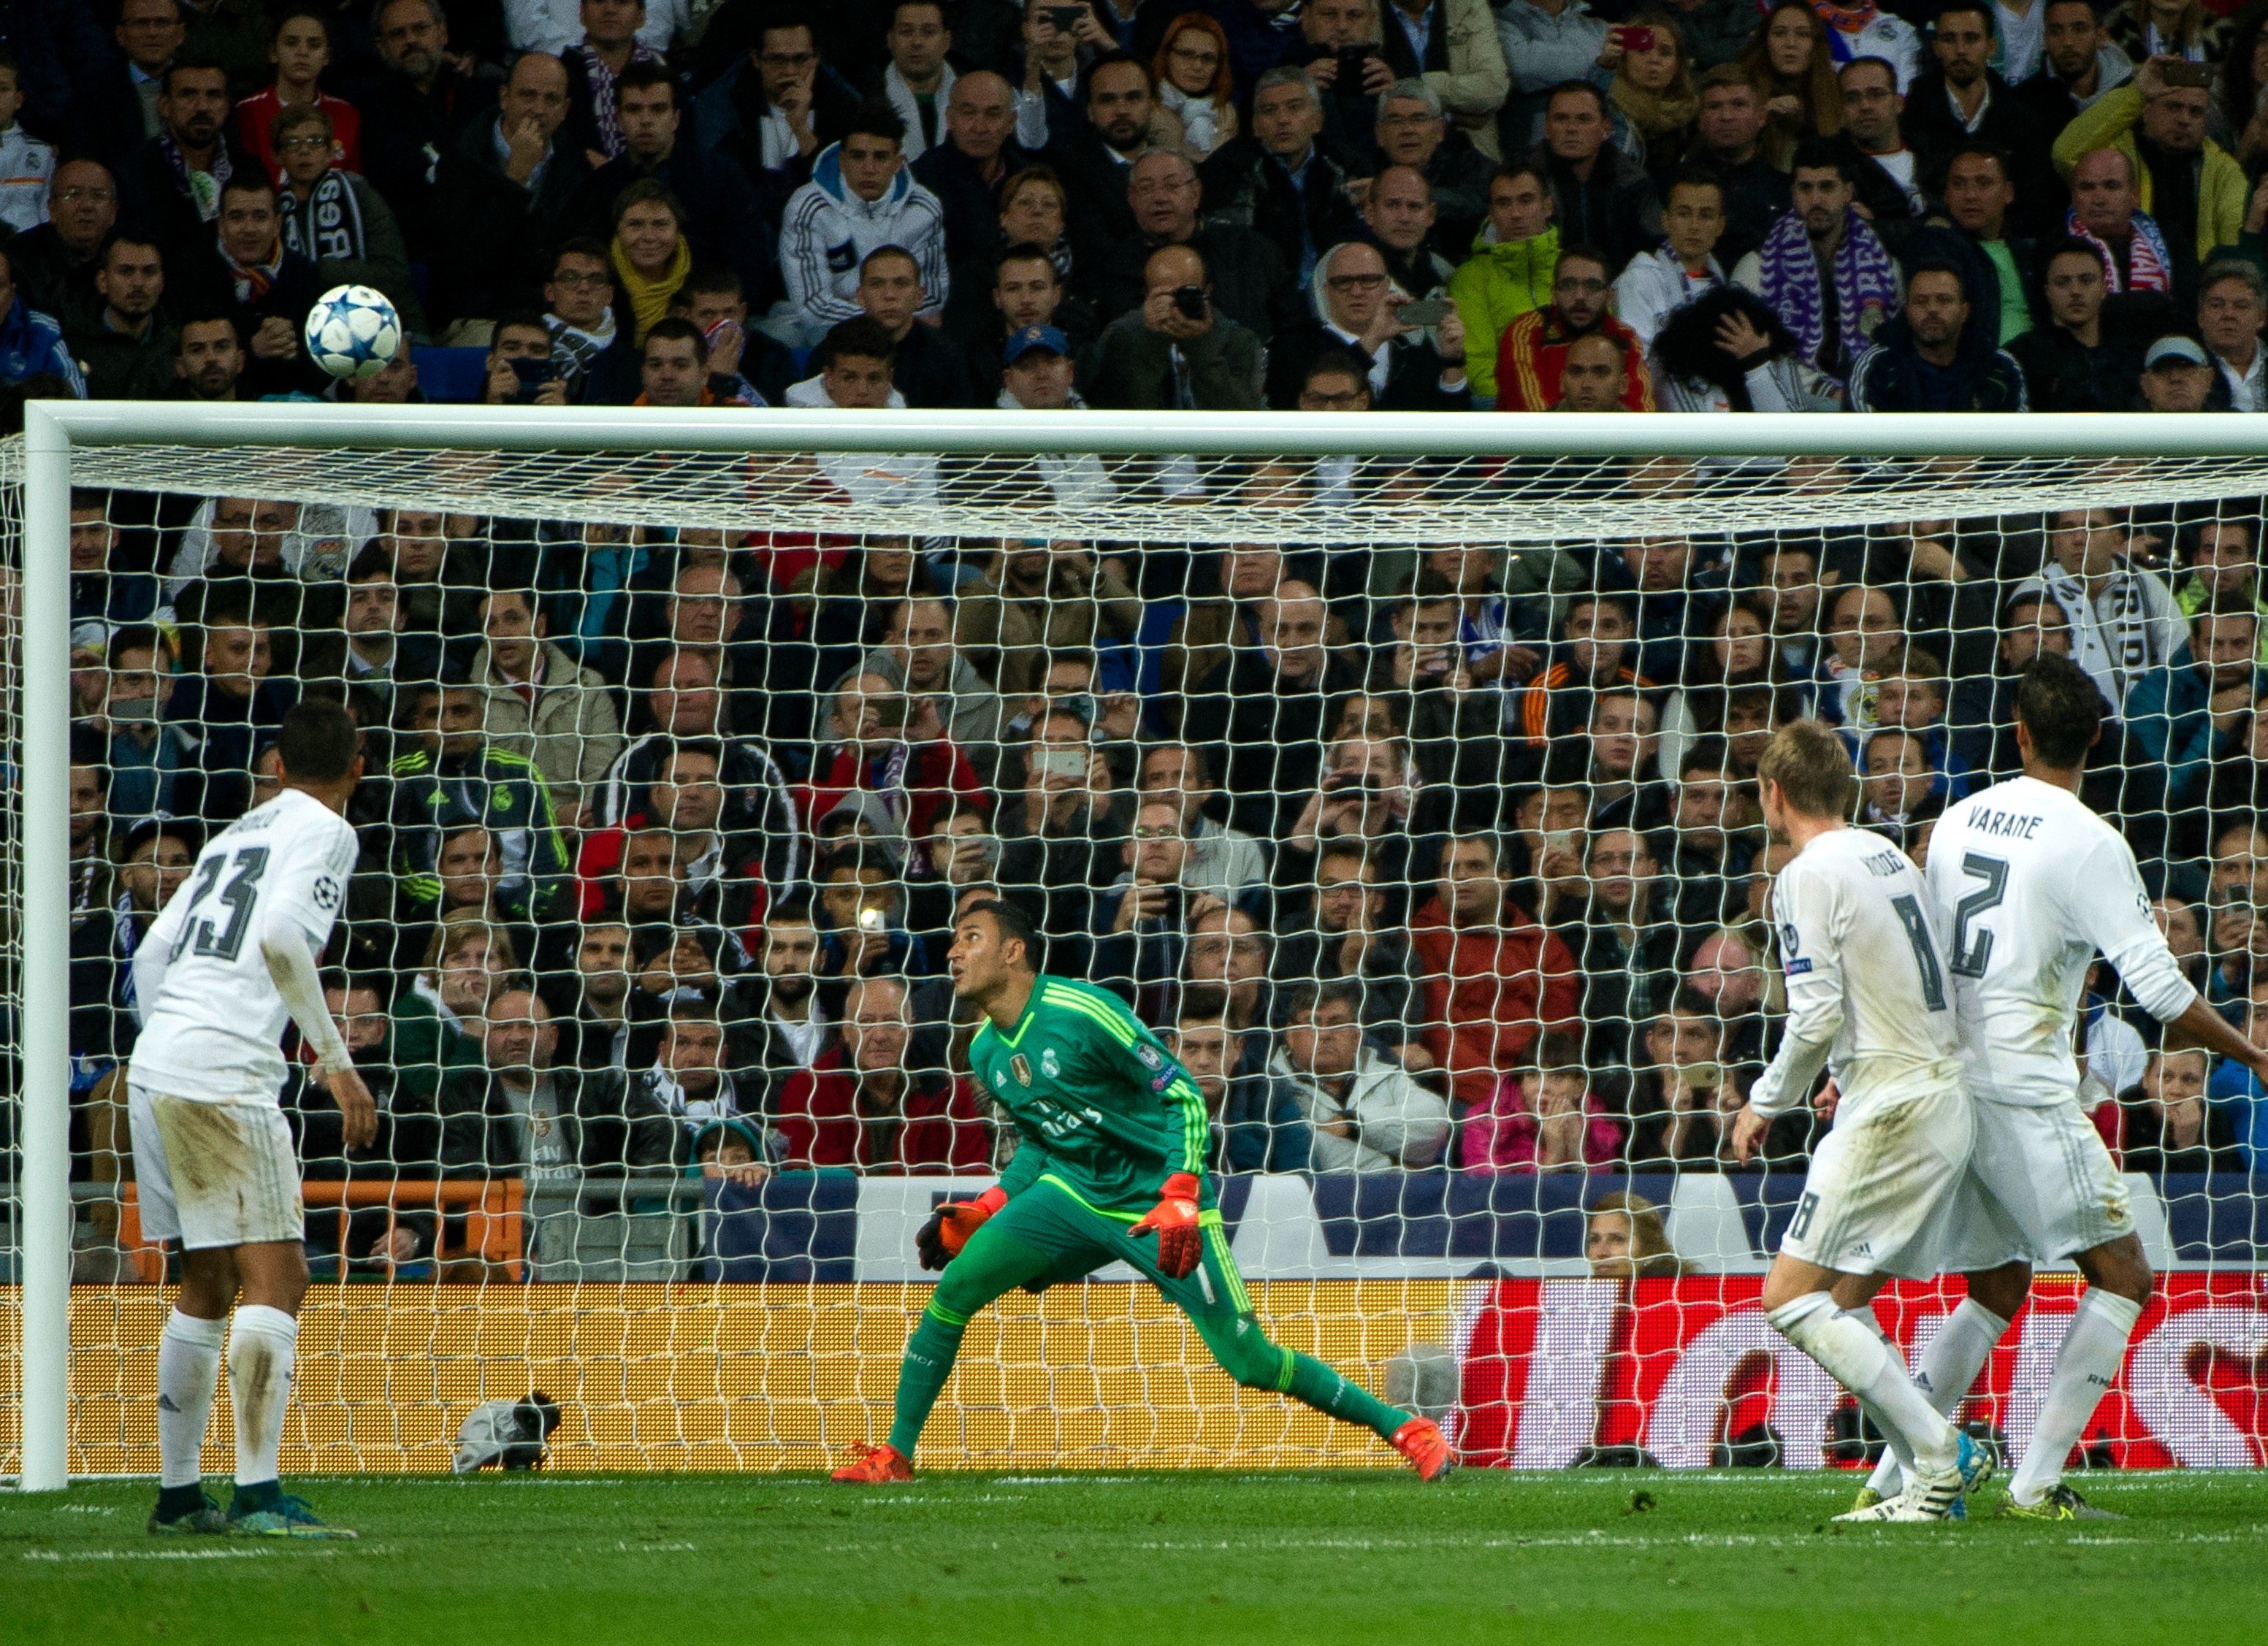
left=8, top=404, right=2268, bottom=1481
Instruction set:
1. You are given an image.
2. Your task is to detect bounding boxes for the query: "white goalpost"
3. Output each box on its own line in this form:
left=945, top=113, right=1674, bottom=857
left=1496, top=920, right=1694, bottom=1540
left=12, top=401, right=2268, bottom=1488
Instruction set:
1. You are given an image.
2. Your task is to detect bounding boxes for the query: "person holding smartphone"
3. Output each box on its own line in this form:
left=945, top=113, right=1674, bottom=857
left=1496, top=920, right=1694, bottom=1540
left=481, top=313, right=571, bottom=405
left=1264, top=238, right=1468, bottom=407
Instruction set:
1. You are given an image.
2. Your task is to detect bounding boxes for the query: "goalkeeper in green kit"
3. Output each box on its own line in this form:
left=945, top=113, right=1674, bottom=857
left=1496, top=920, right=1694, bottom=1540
left=832, top=900, right=1454, bottom=1482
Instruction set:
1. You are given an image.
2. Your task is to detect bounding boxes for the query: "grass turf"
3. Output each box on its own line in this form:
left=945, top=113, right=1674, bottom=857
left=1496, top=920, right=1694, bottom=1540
left=4, top=1470, right=2265, bottom=1644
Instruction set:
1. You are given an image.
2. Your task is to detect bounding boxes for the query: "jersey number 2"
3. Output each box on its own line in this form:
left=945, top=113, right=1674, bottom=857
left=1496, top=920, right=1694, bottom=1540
left=170, top=846, right=270, bottom=962
left=1948, top=853, right=2008, bottom=980
left=1890, top=892, right=1947, bottom=1012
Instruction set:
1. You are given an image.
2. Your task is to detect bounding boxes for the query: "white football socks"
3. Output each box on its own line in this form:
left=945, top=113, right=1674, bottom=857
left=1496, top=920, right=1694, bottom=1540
left=1768, top=1293, right=1957, bottom=1476
left=2009, top=1289, right=2142, bottom=1507
left=228, top=1305, right=299, bottom=1488
left=156, top=1309, right=225, bottom=1489
left=1864, top=1298, right=2010, bottom=1498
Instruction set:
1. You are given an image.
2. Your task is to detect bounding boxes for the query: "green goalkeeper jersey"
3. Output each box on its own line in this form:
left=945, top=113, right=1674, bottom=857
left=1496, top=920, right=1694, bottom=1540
left=969, top=976, right=1210, bottom=1215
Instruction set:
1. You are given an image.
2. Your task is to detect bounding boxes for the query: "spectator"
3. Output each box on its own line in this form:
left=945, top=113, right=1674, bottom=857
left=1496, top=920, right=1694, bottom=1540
left=635, top=1001, right=748, bottom=1138
left=1266, top=238, right=1470, bottom=408
left=1496, top=244, right=1653, bottom=410
left=1687, top=65, right=1789, bottom=267
left=2123, top=1044, right=2243, bottom=1174
left=1183, top=578, right=1360, bottom=837
left=1649, top=284, right=1845, bottom=411
left=2061, top=145, right=2175, bottom=299
left=692, top=14, right=860, bottom=187
left=576, top=66, right=769, bottom=304
left=557, top=921, right=633, bottom=1071
left=1448, top=161, right=1557, bottom=405
left=541, top=238, right=631, bottom=400
left=1584, top=1188, right=1687, bottom=1277
left=609, top=179, right=692, bottom=346
left=2026, top=507, right=2185, bottom=713
left=1531, top=80, right=1662, bottom=275
left=1088, top=241, right=1265, bottom=410
left=91, top=627, right=183, bottom=827
left=2053, top=55, right=2243, bottom=305
left=1738, top=139, right=1901, bottom=387
left=1091, top=797, right=1207, bottom=993
left=2174, top=516, right=2268, bottom=633
left=913, top=72, right=1031, bottom=307
left=560, top=0, right=665, bottom=164
left=2008, top=237, right=2147, bottom=411
left=359, top=0, right=505, bottom=269
left=855, top=245, right=970, bottom=408
left=1570, top=823, right=1681, bottom=1076
left=164, top=175, right=325, bottom=398
left=389, top=678, right=572, bottom=925
left=1602, top=12, right=1697, bottom=168
left=507, top=0, right=690, bottom=55
left=776, top=102, right=949, bottom=346
left=1269, top=980, right=1452, bottom=1170
left=1199, top=66, right=1358, bottom=282
left=1155, top=12, right=1240, bottom=161
left=118, top=59, right=234, bottom=257
left=0, top=49, right=50, bottom=236
left=394, top=911, right=518, bottom=1111
left=1375, top=79, right=1493, bottom=259
left=482, top=311, right=570, bottom=407
left=470, top=587, right=623, bottom=827
left=2126, top=595, right=2268, bottom=816
left=1904, top=6, right=2054, bottom=226
left=234, top=9, right=362, bottom=184
left=1496, top=0, right=1609, bottom=159
left=1170, top=992, right=1310, bottom=1172
left=1847, top=260, right=2029, bottom=410
left=429, top=50, right=587, bottom=329
left=1271, top=838, right=1428, bottom=1059
left=75, top=0, right=186, bottom=165
left=2199, top=259, right=2268, bottom=410
left=1023, top=50, right=1176, bottom=267
left=1625, top=988, right=1777, bottom=1168
left=1134, top=741, right=1267, bottom=903
left=771, top=973, right=990, bottom=1171
left=2138, top=329, right=2217, bottom=410
left=635, top=315, right=761, bottom=407
left=743, top=900, right=835, bottom=1100
left=871, top=0, right=956, bottom=160
left=1741, top=1, right=1841, bottom=164
left=271, top=103, right=420, bottom=335
left=803, top=668, right=984, bottom=844
left=861, top=594, right=1009, bottom=771
left=0, top=241, right=77, bottom=399
left=1410, top=827, right=1581, bottom=1109
left=1941, top=148, right=2034, bottom=345
left=13, top=160, right=119, bottom=325
left=666, top=264, right=799, bottom=405
left=1359, top=163, right=1457, bottom=302
left=1664, top=743, right=1756, bottom=927
left=1460, top=1036, right=1623, bottom=1171
left=69, top=234, right=173, bottom=402
left=1100, top=149, right=1299, bottom=344
left=2012, top=0, right=2132, bottom=134
left=1613, top=169, right=1727, bottom=353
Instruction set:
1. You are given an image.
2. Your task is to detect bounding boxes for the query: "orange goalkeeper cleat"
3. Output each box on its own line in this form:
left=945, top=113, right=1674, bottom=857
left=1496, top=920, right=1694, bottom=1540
left=831, top=1443, right=915, bottom=1484
left=1390, top=1417, right=1456, bottom=1482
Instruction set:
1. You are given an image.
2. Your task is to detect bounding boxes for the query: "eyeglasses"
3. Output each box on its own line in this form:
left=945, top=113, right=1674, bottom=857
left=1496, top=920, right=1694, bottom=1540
left=1131, top=825, right=1183, bottom=840
left=1326, top=272, right=1387, bottom=290
left=278, top=135, right=329, bottom=152
left=55, top=186, right=115, bottom=204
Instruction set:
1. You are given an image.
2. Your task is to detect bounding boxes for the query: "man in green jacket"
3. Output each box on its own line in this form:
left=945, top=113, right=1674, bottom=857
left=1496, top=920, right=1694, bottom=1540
left=1448, top=161, right=1558, bottom=404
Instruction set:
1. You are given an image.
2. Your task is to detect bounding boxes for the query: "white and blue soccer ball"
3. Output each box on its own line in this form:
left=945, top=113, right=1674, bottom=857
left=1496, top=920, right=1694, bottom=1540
left=303, top=284, right=402, bottom=380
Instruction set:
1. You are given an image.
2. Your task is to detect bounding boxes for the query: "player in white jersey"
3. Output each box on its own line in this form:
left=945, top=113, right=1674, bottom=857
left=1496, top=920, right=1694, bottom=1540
left=127, top=701, right=371, bottom=1541
left=1729, top=721, right=1990, bottom=1522
left=1852, top=656, right=2268, bottom=1519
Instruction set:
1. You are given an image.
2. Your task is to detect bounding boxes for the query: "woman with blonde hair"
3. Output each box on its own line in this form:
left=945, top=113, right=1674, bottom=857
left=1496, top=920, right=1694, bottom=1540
left=1153, top=14, right=1240, bottom=159
left=997, top=166, right=1077, bottom=285
left=1603, top=13, right=1698, bottom=169
left=1740, top=2, right=1843, bottom=164
left=1586, top=1190, right=1688, bottom=1277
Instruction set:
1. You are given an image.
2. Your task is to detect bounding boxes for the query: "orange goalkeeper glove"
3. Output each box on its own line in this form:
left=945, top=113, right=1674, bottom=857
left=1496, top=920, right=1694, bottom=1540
left=916, top=1185, right=1008, bottom=1271
left=1130, top=1173, right=1204, bottom=1280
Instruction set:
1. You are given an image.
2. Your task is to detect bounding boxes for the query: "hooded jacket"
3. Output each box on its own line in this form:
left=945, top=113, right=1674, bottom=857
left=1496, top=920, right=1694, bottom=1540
left=778, top=142, right=950, bottom=333
left=1448, top=221, right=1558, bottom=399
left=1846, top=313, right=2029, bottom=412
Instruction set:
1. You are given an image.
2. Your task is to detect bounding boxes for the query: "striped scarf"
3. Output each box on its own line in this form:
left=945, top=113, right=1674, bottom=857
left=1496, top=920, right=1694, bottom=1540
left=2063, top=206, right=2172, bottom=295
left=223, top=237, right=283, bottom=305
left=280, top=169, right=365, bottom=264
left=1755, top=205, right=1899, bottom=377
left=577, top=42, right=663, bottom=159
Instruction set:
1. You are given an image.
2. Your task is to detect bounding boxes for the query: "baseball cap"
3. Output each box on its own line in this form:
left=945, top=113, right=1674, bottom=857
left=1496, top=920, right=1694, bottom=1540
left=1003, top=324, right=1070, bottom=365
left=2143, top=334, right=2210, bottom=370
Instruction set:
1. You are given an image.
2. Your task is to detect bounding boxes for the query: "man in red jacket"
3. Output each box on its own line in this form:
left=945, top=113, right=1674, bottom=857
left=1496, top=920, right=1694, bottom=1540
left=1410, top=828, right=1581, bottom=1109
left=1494, top=246, right=1654, bottom=412
left=770, top=973, right=992, bottom=1172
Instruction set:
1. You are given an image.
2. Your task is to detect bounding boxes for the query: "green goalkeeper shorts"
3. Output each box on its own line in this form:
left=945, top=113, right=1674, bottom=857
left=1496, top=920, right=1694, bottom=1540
left=931, top=1173, right=1297, bottom=1393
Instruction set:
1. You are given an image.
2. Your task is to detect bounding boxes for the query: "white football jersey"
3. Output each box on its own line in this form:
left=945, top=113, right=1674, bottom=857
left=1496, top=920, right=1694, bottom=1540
left=1924, top=775, right=2196, bottom=1107
left=1751, top=826, right=1963, bottom=1119
left=127, top=788, right=357, bottom=1104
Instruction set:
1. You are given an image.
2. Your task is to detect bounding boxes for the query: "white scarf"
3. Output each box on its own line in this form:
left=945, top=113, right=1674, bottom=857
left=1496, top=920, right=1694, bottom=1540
left=1158, top=80, right=1227, bottom=157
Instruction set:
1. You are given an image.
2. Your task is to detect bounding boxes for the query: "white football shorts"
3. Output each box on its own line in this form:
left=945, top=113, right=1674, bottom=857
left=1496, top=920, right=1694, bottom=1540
left=1924, top=1095, right=2133, bottom=1272
left=128, top=1085, right=304, bottom=1250
left=1778, top=1076, right=1974, bottom=1279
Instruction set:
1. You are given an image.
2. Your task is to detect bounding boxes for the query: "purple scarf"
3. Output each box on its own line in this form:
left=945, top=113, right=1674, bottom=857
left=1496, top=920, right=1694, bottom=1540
left=1755, top=204, right=1900, bottom=378
left=578, top=42, right=664, bottom=159
left=159, top=128, right=232, bottom=222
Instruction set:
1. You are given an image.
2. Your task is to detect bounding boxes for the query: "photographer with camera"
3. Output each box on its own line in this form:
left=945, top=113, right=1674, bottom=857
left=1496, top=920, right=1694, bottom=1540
left=1091, top=798, right=1218, bottom=995
left=483, top=313, right=572, bottom=405
left=1088, top=242, right=1264, bottom=408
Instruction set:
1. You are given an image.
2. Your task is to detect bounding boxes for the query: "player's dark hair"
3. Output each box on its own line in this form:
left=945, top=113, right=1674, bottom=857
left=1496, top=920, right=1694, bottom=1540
left=275, top=697, right=359, bottom=784
left=964, top=897, right=1041, bottom=971
left=2014, top=653, right=2104, bottom=768
left=1755, top=719, right=1855, bottom=819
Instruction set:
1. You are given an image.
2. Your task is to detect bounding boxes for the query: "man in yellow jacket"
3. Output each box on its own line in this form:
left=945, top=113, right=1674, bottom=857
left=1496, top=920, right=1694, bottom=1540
left=2052, top=59, right=2245, bottom=286
left=1448, top=161, right=1559, bottom=404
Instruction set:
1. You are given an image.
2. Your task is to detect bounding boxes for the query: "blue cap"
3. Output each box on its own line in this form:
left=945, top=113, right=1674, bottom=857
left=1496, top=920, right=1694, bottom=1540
left=1004, top=324, right=1071, bottom=364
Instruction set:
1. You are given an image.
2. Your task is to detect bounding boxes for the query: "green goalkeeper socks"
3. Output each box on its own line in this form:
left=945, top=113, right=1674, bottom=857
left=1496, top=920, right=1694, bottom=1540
left=1283, top=1350, right=1409, bottom=1442
left=887, top=1304, right=967, bottom=1458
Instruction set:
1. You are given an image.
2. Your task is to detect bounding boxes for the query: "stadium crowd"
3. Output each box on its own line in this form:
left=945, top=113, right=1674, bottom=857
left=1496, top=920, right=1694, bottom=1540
left=20, top=0, right=2268, bottom=1272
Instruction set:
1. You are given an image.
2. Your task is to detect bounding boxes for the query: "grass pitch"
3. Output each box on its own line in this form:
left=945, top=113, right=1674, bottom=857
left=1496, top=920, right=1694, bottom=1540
left=4, top=1470, right=2265, bottom=1644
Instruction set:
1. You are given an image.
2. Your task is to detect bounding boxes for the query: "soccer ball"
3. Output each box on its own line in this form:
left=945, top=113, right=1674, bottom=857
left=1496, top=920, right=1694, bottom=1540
left=303, top=284, right=402, bottom=381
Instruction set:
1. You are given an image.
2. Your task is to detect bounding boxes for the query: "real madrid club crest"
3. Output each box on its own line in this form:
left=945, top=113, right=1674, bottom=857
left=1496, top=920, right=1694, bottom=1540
left=1041, top=1047, right=1061, bottom=1078
left=1010, top=1054, right=1033, bottom=1087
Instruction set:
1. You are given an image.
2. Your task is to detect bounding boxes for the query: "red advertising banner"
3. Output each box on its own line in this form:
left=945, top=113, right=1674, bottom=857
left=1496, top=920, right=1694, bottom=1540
left=1449, top=1272, right=2268, bottom=1470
